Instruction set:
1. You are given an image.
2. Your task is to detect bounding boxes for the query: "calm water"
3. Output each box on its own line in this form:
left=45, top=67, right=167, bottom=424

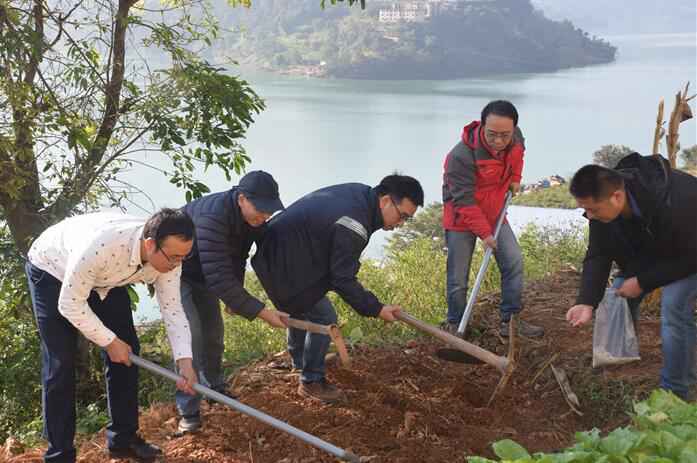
left=127, top=32, right=697, bottom=322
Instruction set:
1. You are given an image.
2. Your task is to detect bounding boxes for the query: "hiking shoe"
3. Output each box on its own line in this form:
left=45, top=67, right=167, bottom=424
left=177, top=414, right=202, bottom=434
left=440, top=321, right=464, bottom=338
left=108, top=435, right=162, bottom=461
left=206, top=384, right=237, bottom=402
left=500, top=319, right=545, bottom=338
left=298, top=379, right=345, bottom=404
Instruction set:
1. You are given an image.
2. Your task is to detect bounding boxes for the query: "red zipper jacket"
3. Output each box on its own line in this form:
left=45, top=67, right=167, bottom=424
left=442, top=121, right=524, bottom=238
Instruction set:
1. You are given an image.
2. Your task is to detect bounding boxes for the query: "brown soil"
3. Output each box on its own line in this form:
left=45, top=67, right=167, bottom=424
left=4, top=269, right=664, bottom=463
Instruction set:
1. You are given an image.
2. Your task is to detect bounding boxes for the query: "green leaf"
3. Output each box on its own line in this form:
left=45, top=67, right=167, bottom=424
left=349, top=326, right=364, bottom=342
left=492, top=439, right=531, bottom=460
left=126, top=285, right=139, bottom=312
left=600, top=428, right=641, bottom=456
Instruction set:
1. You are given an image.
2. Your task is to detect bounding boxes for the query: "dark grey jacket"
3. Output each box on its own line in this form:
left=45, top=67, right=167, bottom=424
left=181, top=188, right=265, bottom=320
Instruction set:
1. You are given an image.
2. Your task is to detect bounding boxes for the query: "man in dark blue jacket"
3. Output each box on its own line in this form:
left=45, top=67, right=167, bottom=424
left=252, top=174, right=424, bottom=403
left=176, top=171, right=288, bottom=433
left=566, top=154, right=697, bottom=400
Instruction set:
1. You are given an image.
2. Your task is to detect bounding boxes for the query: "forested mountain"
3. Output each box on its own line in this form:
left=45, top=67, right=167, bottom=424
left=210, top=0, right=617, bottom=79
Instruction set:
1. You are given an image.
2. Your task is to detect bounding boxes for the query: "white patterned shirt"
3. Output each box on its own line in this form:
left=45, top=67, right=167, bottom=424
left=28, top=212, right=192, bottom=360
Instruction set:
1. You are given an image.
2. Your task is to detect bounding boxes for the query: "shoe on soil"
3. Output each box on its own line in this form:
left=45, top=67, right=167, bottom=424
left=298, top=379, right=345, bottom=404
left=177, top=414, right=202, bottom=434
left=108, top=435, right=162, bottom=461
left=500, top=319, right=545, bottom=338
left=206, top=384, right=237, bottom=402
left=439, top=321, right=464, bottom=338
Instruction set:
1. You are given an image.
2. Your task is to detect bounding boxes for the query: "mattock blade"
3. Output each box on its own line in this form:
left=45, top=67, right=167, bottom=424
left=487, top=315, right=518, bottom=406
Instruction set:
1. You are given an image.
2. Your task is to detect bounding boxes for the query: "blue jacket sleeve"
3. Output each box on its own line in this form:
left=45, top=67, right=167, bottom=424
left=329, top=223, right=383, bottom=317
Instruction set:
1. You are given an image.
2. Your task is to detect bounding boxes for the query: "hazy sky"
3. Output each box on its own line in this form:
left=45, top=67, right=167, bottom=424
left=531, top=0, right=696, bottom=36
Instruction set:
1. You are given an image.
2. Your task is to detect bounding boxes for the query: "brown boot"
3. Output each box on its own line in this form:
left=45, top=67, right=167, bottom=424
left=499, top=318, right=545, bottom=338
left=298, top=379, right=345, bottom=403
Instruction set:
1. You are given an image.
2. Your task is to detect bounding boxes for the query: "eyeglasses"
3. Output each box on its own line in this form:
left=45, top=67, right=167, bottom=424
left=390, top=196, right=413, bottom=222
left=484, top=129, right=513, bottom=142
left=159, top=247, right=192, bottom=264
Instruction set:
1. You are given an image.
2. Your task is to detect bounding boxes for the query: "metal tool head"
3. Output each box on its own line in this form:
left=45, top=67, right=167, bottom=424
left=435, top=348, right=485, bottom=364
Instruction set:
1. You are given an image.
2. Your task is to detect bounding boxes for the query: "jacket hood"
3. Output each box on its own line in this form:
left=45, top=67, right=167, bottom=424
left=615, top=152, right=672, bottom=222
left=461, top=121, right=482, bottom=150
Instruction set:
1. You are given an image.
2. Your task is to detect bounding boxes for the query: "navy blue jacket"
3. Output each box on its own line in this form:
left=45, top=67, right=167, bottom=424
left=252, top=183, right=384, bottom=317
left=577, top=153, right=697, bottom=308
left=181, top=188, right=265, bottom=320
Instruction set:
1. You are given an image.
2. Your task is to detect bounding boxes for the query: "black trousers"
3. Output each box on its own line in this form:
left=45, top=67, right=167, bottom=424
left=25, top=262, right=140, bottom=463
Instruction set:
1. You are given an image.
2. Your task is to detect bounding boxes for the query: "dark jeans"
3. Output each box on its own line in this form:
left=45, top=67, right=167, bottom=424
left=445, top=223, right=524, bottom=324
left=175, top=279, right=225, bottom=418
left=288, top=297, right=338, bottom=383
left=25, top=262, right=140, bottom=463
left=614, top=274, right=697, bottom=399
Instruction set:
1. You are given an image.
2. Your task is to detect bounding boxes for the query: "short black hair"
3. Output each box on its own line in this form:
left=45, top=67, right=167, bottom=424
left=143, top=208, right=194, bottom=248
left=481, top=100, right=519, bottom=127
left=569, top=165, right=625, bottom=200
left=374, top=174, right=424, bottom=207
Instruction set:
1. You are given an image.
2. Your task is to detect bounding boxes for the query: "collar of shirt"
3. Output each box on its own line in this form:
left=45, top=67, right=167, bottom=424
left=129, top=226, right=144, bottom=268
left=626, top=190, right=643, bottom=219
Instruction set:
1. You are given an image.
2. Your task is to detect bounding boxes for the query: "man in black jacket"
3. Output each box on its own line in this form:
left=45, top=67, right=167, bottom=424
left=252, top=174, right=424, bottom=403
left=566, top=153, right=697, bottom=400
left=176, top=171, right=288, bottom=433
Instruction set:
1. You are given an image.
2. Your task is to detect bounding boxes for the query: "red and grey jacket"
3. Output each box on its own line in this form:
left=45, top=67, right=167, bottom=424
left=442, top=121, right=524, bottom=238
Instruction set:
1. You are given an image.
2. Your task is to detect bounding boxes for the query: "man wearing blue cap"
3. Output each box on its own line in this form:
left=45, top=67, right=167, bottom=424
left=175, top=170, right=288, bottom=433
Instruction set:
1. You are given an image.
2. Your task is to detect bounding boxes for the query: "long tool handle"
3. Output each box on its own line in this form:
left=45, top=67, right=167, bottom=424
left=130, top=354, right=360, bottom=463
left=283, top=316, right=331, bottom=335
left=457, top=191, right=513, bottom=335
left=395, top=311, right=508, bottom=373
left=282, top=315, right=351, bottom=366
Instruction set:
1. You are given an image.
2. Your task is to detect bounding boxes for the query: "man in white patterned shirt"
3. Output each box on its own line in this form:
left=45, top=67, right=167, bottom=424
left=26, top=208, right=198, bottom=463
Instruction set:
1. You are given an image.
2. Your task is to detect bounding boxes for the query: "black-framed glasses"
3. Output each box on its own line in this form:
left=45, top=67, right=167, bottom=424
left=484, top=129, right=513, bottom=142
left=390, top=196, right=413, bottom=222
left=159, top=247, right=192, bottom=264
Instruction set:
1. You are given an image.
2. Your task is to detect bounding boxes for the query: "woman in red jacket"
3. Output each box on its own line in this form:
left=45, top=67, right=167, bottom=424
left=441, top=100, right=544, bottom=338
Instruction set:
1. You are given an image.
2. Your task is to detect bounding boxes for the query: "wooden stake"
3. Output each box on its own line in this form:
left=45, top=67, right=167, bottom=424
left=652, top=99, right=664, bottom=155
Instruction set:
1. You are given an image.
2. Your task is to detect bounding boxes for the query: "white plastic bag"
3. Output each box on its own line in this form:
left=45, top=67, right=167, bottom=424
left=592, top=289, right=641, bottom=368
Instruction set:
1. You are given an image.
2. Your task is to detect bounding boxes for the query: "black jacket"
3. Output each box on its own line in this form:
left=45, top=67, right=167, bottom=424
left=252, top=183, right=384, bottom=317
left=577, top=153, right=697, bottom=308
left=181, top=188, right=265, bottom=320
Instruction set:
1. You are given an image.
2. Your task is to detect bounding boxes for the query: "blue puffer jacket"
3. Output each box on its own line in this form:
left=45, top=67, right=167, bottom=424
left=181, top=188, right=265, bottom=320
left=252, top=183, right=384, bottom=317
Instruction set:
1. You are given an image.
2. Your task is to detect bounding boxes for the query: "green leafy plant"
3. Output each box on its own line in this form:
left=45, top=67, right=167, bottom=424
left=468, top=389, right=697, bottom=462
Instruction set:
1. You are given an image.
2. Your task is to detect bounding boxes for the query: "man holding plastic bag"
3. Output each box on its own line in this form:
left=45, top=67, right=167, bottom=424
left=565, top=153, right=697, bottom=400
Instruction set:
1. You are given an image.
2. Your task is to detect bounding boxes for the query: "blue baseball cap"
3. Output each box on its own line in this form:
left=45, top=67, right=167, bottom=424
left=238, top=171, right=284, bottom=213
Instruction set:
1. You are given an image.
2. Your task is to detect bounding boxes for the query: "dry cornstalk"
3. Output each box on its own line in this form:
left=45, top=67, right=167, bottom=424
left=646, top=83, right=695, bottom=305
left=652, top=99, right=664, bottom=155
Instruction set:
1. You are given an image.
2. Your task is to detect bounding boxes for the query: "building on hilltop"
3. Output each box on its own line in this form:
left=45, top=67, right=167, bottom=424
left=377, top=0, right=498, bottom=23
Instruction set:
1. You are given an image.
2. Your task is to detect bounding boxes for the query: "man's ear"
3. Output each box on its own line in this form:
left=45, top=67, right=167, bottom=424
left=143, top=237, right=157, bottom=253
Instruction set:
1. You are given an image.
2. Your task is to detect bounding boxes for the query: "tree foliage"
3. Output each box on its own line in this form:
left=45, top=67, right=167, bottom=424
left=0, top=0, right=266, bottom=256
left=592, top=144, right=635, bottom=168
left=680, top=144, right=697, bottom=169
left=386, top=202, right=444, bottom=257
